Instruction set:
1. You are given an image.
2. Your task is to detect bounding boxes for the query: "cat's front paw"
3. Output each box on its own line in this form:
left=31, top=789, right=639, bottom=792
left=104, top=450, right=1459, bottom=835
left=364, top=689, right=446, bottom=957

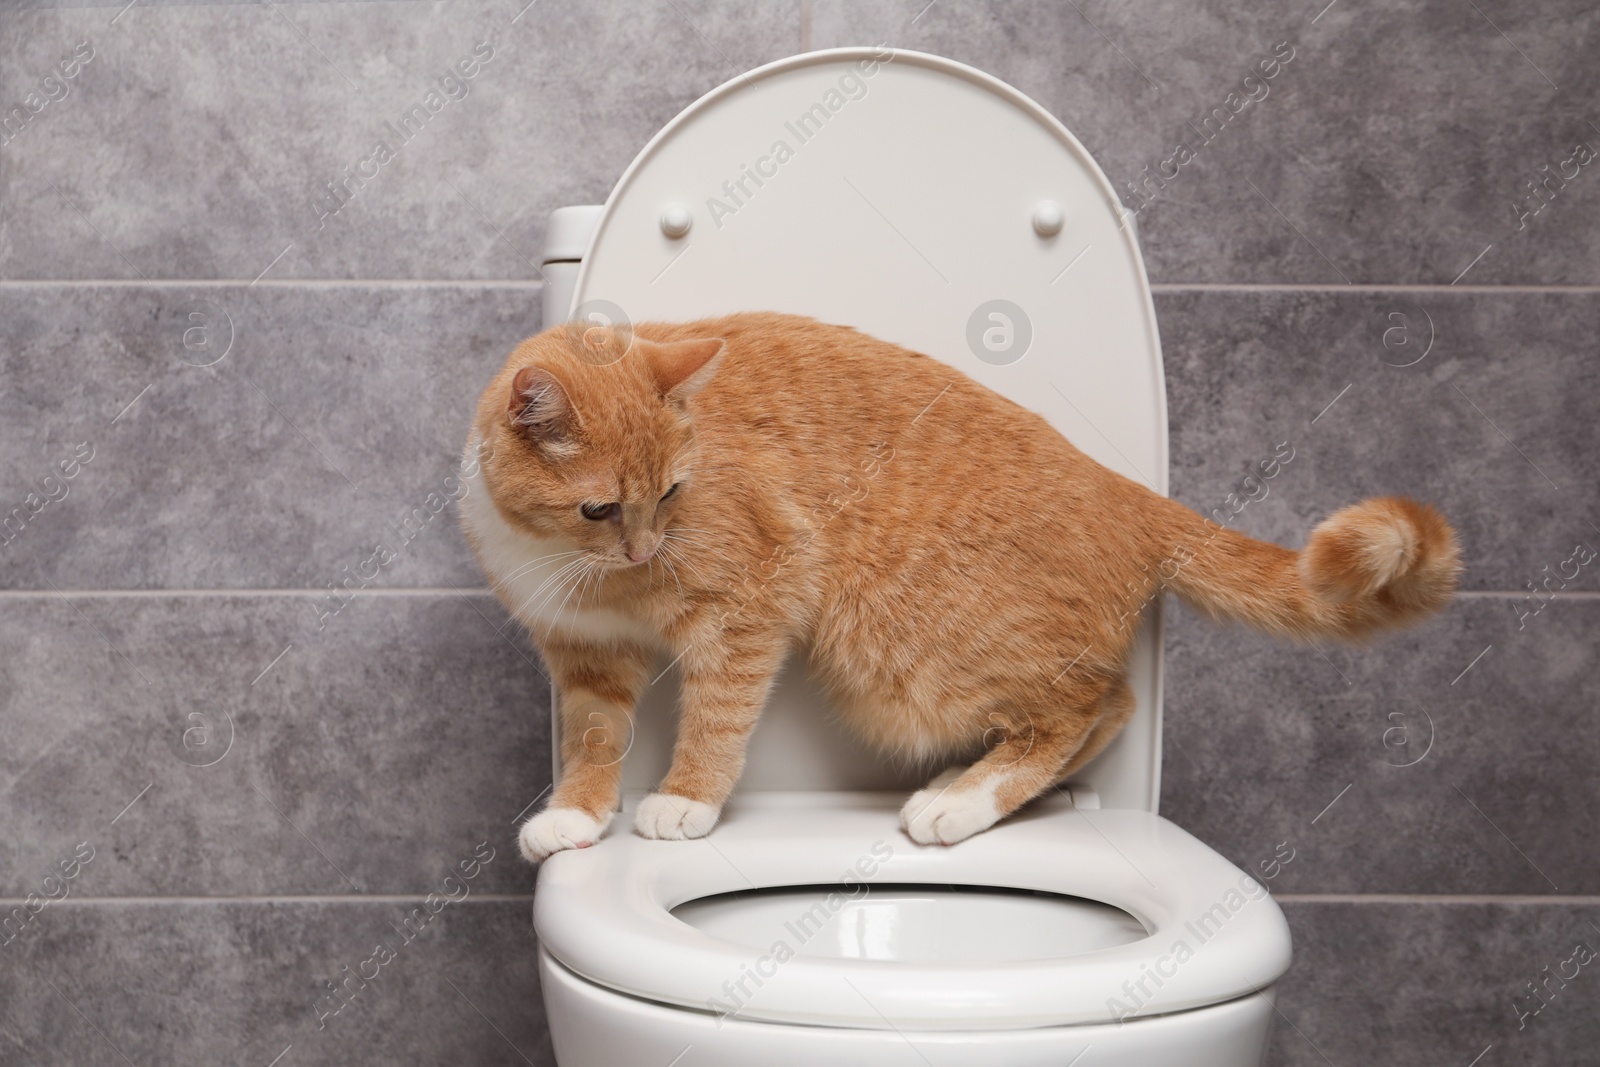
left=634, top=793, right=721, bottom=840
left=900, top=784, right=1000, bottom=845
left=519, top=807, right=611, bottom=862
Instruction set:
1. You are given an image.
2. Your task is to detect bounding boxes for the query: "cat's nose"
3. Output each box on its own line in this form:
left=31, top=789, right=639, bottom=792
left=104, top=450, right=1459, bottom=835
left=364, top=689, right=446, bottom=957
left=626, top=543, right=655, bottom=563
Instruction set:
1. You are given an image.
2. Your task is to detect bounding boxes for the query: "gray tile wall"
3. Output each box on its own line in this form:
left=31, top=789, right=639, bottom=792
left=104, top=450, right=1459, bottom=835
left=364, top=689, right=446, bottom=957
left=1, top=1, right=1592, bottom=1064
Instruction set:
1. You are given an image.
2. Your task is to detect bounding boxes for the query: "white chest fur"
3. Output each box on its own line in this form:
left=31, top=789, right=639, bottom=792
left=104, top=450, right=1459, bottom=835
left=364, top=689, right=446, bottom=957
left=459, top=441, right=661, bottom=647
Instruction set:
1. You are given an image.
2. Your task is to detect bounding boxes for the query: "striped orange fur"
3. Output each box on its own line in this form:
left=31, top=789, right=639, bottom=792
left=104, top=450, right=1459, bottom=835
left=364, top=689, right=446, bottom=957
left=462, top=313, right=1461, bottom=859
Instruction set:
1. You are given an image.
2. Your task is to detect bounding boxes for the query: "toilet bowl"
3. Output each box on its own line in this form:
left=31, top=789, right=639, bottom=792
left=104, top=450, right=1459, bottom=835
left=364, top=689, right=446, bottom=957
left=531, top=47, right=1294, bottom=1066
left=538, top=793, right=1291, bottom=1066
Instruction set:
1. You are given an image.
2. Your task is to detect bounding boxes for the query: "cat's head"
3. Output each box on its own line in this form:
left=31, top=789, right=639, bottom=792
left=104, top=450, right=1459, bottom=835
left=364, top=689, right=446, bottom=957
left=474, top=323, right=724, bottom=568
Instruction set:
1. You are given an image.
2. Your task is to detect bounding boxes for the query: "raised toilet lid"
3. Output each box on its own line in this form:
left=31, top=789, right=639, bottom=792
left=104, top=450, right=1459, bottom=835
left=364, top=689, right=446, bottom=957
left=566, top=47, right=1171, bottom=812
left=534, top=44, right=1285, bottom=1031
left=536, top=795, right=1293, bottom=1030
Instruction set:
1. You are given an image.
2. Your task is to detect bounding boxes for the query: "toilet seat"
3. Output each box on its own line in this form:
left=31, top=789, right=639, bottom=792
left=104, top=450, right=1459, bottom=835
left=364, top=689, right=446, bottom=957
left=536, top=793, right=1292, bottom=1030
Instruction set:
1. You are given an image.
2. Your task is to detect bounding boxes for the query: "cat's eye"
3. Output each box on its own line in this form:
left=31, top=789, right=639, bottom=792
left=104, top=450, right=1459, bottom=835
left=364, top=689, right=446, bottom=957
left=580, top=502, right=617, bottom=521
left=661, top=483, right=681, bottom=502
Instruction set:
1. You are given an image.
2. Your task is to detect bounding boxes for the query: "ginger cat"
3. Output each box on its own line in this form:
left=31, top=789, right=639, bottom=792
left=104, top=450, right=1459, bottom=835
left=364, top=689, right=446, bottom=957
left=461, top=312, right=1459, bottom=861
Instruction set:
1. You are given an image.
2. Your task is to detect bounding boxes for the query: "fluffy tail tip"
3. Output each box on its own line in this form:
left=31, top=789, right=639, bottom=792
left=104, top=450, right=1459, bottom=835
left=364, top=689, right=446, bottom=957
left=1300, top=497, right=1461, bottom=618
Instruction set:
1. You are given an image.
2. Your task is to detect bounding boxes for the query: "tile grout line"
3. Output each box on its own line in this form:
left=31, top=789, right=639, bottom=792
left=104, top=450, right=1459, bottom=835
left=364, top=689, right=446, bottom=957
left=0, top=588, right=1591, bottom=599
left=0, top=894, right=537, bottom=906
left=1151, top=283, right=1600, bottom=294
left=0, top=280, right=1596, bottom=294
left=0, top=587, right=499, bottom=598
left=1455, top=590, right=1600, bottom=600
left=4, top=892, right=1596, bottom=906
left=0, top=279, right=547, bottom=288
left=1274, top=893, right=1600, bottom=905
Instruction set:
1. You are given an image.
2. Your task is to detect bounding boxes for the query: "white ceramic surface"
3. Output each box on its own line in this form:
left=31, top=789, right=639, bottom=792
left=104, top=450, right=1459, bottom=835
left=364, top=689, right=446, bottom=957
left=536, top=793, right=1293, bottom=1030
left=541, top=946, right=1280, bottom=1067
left=672, top=884, right=1147, bottom=963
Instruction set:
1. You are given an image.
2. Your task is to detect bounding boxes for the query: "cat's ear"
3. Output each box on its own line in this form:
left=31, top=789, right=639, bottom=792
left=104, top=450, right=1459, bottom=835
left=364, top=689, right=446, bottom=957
left=507, top=366, right=578, bottom=448
left=642, top=338, right=724, bottom=401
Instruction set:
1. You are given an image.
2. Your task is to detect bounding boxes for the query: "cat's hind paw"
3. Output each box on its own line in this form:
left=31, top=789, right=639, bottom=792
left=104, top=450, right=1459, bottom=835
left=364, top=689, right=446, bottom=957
left=519, top=807, right=611, bottom=862
left=900, top=783, right=1000, bottom=845
left=634, top=793, right=721, bottom=840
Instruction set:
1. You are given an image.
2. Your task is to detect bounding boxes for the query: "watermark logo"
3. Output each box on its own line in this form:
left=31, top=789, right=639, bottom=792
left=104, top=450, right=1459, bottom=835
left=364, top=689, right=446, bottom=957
left=311, top=440, right=493, bottom=633
left=0, top=842, right=96, bottom=950
left=715, top=438, right=898, bottom=634
left=0, top=39, right=94, bottom=148
left=311, top=842, right=496, bottom=1029
left=1106, top=846, right=1291, bottom=1025
left=966, top=299, right=1032, bottom=366
left=0, top=441, right=95, bottom=553
left=1118, top=41, right=1296, bottom=220
left=172, top=707, right=235, bottom=768
left=168, top=299, right=234, bottom=368
left=1511, top=139, right=1596, bottom=232
left=569, top=299, right=633, bottom=366
left=567, top=694, right=634, bottom=770
left=705, top=46, right=894, bottom=231
left=1513, top=939, right=1595, bottom=1030
left=1095, top=441, right=1296, bottom=643
left=707, top=840, right=894, bottom=1026
left=309, top=41, right=497, bottom=231
left=1512, top=541, right=1595, bottom=631
left=1380, top=708, right=1434, bottom=768
left=1369, top=303, right=1433, bottom=367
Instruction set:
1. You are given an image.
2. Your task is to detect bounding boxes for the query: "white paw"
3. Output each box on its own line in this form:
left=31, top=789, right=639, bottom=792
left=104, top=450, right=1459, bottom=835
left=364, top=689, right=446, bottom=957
left=519, top=807, right=611, bottom=862
left=634, top=793, right=721, bottom=840
left=900, top=783, right=1000, bottom=845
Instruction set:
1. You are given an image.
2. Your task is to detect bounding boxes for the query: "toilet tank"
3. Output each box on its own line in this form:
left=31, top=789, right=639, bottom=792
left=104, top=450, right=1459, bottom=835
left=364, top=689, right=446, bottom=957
left=539, top=49, right=1167, bottom=813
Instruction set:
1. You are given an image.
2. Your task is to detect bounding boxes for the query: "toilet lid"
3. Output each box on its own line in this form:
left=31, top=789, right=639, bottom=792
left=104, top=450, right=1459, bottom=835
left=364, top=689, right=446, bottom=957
left=535, top=796, right=1293, bottom=1030
left=569, top=47, right=1171, bottom=813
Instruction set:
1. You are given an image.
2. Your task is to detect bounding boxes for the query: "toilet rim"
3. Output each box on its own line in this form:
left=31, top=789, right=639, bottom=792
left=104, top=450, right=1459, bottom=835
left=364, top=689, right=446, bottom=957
left=535, top=797, right=1293, bottom=1030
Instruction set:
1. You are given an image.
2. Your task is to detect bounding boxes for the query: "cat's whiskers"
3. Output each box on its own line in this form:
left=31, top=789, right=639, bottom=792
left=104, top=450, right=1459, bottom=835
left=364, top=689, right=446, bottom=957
left=657, top=542, right=712, bottom=601
left=511, top=554, right=589, bottom=601
left=549, top=556, right=602, bottom=625
left=578, top=557, right=611, bottom=611
left=660, top=527, right=715, bottom=550
left=653, top=542, right=686, bottom=598
left=659, top=537, right=712, bottom=559
left=501, top=548, right=586, bottom=584
left=585, top=559, right=608, bottom=607
left=507, top=557, right=589, bottom=618
left=525, top=558, right=594, bottom=628
left=508, top=557, right=592, bottom=622
left=656, top=536, right=708, bottom=583
left=571, top=557, right=598, bottom=612
left=659, top=532, right=705, bottom=553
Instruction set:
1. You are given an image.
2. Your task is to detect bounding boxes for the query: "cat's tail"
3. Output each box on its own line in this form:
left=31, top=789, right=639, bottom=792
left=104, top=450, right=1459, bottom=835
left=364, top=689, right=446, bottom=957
left=1157, top=496, right=1461, bottom=641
